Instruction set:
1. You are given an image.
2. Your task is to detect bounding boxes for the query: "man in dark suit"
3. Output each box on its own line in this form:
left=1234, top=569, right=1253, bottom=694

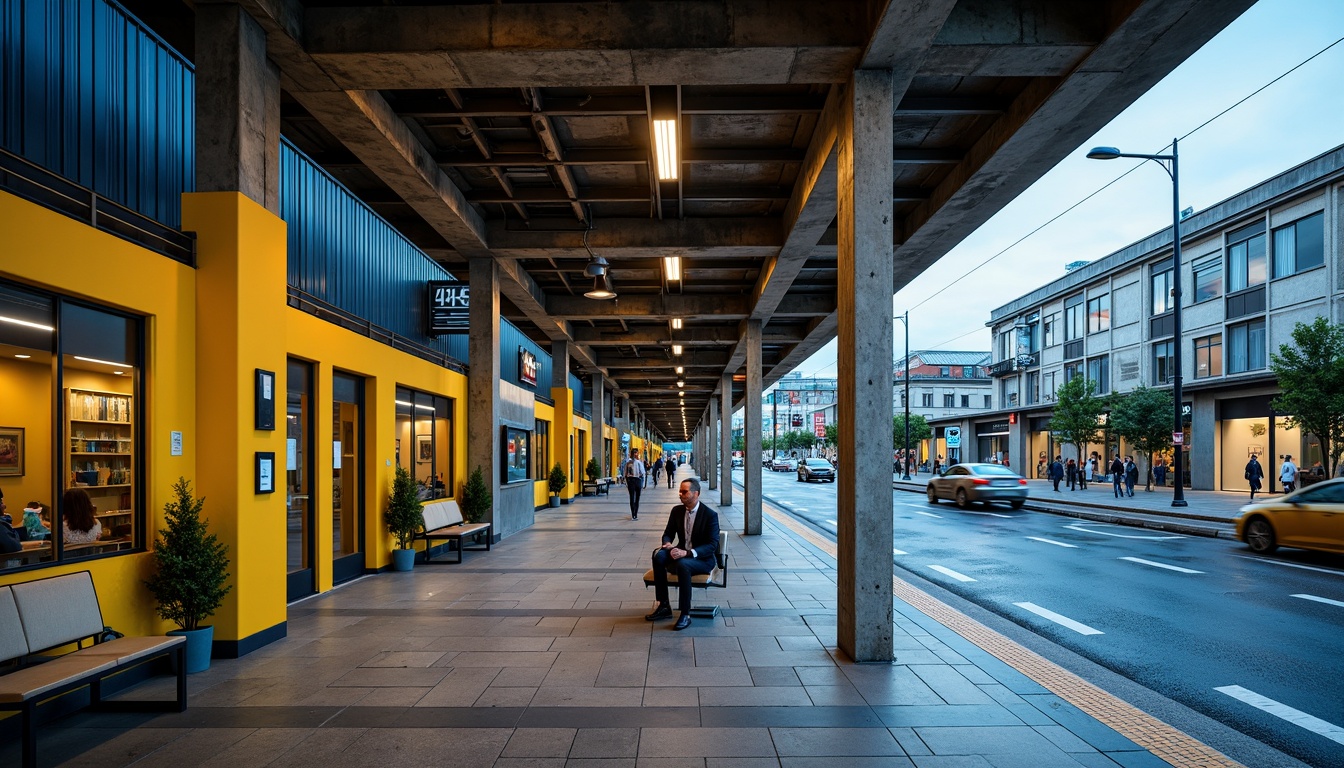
left=646, top=477, right=720, bottom=630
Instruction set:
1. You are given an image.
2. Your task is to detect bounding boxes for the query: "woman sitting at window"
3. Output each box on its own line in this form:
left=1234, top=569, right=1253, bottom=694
left=62, top=488, right=103, bottom=545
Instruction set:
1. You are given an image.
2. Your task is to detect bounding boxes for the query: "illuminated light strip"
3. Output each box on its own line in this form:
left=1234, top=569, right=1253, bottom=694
left=0, top=315, right=54, bottom=331
left=759, top=503, right=1244, bottom=768
left=394, top=400, right=436, bottom=411
left=74, top=355, right=132, bottom=368
left=653, top=119, right=678, bottom=180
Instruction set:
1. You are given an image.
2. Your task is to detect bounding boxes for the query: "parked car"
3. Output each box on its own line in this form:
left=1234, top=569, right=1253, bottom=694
left=770, top=457, right=797, bottom=472
left=797, top=458, right=835, bottom=483
left=1236, top=478, right=1344, bottom=554
left=926, top=463, right=1028, bottom=509
left=731, top=455, right=744, bottom=468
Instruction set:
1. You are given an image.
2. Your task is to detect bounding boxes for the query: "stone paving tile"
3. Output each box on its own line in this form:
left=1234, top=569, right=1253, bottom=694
left=646, top=667, right=754, bottom=687
left=570, top=727, right=640, bottom=758
left=358, top=687, right=431, bottom=707
left=769, top=726, right=905, bottom=756
left=415, top=668, right=501, bottom=707
left=908, top=757, right=995, bottom=767
left=530, top=686, right=648, bottom=707
left=841, top=665, right=944, bottom=706
left=909, top=665, right=995, bottom=705
left=597, top=651, right=651, bottom=688
left=873, top=704, right=1025, bottom=728
left=781, top=759, right=915, bottom=768
left=643, top=687, right=699, bottom=707
left=637, top=727, right=778, bottom=758
left=329, top=666, right=452, bottom=687
left=914, top=725, right=1070, bottom=756
left=496, top=667, right=554, bottom=687
left=476, top=686, right=539, bottom=707
left=803, top=684, right=869, bottom=706
left=451, top=651, right=561, bottom=667
left=697, top=686, right=815, bottom=707
left=360, top=650, right=448, bottom=667
left=889, top=726, right=932, bottom=756
left=748, top=666, right=802, bottom=687
left=1019, top=694, right=1139, bottom=752
left=1035, top=724, right=1102, bottom=753
left=542, top=651, right=607, bottom=687
left=494, top=759, right=567, bottom=767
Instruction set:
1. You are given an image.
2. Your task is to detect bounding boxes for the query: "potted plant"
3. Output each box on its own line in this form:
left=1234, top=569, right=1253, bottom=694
left=585, top=457, right=601, bottom=482
left=144, top=478, right=231, bottom=673
left=461, top=465, right=491, bottom=524
left=386, top=465, right=424, bottom=571
left=547, top=463, right=567, bottom=507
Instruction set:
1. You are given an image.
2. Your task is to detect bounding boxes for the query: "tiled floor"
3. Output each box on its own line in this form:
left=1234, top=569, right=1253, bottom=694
left=8, top=469, right=1231, bottom=767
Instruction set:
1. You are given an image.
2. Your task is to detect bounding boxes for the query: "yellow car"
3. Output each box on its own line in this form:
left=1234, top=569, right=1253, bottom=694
left=1236, top=478, right=1344, bottom=554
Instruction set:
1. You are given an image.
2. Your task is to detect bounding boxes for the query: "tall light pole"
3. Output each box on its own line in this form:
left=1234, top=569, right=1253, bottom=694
left=896, top=312, right=911, bottom=480
left=1087, top=138, right=1187, bottom=507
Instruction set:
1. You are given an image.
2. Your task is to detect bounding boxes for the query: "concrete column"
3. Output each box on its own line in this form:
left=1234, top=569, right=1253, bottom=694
left=591, top=374, right=605, bottom=477
left=551, top=340, right=573, bottom=501
left=707, top=398, right=718, bottom=490
left=194, top=3, right=280, bottom=213
left=720, top=374, right=733, bottom=506
left=468, top=257, right=501, bottom=528
left=744, top=320, right=763, bottom=535
left=836, top=70, right=895, bottom=662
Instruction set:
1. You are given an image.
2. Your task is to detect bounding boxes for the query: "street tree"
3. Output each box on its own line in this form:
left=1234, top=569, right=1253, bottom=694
left=732, top=435, right=745, bottom=453
left=1109, top=385, right=1173, bottom=491
left=1271, top=316, right=1344, bottom=477
left=823, top=422, right=838, bottom=450
left=1049, top=376, right=1105, bottom=467
left=893, top=414, right=932, bottom=464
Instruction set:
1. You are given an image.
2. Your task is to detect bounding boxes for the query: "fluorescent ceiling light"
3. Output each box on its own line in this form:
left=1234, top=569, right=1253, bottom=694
left=677, top=380, right=684, bottom=388
left=653, top=119, right=678, bottom=180
left=395, top=400, right=436, bottom=411
left=74, top=355, right=131, bottom=368
left=0, top=315, right=54, bottom=332
left=663, top=256, right=682, bottom=282
left=675, top=366, right=683, bottom=374
left=14, top=354, right=31, bottom=359
left=672, top=344, right=683, bottom=356
left=671, top=317, right=683, bottom=329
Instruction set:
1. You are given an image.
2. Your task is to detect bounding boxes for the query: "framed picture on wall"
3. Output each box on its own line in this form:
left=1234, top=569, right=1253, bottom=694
left=417, top=435, right=433, bottom=464
left=0, top=426, right=23, bottom=477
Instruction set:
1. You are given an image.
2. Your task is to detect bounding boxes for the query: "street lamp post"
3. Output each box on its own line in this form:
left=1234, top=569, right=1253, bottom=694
left=1087, top=138, right=1187, bottom=507
left=896, top=312, right=911, bottom=480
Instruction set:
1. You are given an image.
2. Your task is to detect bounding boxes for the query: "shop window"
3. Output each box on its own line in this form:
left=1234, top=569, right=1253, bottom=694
left=1194, top=335, right=1222, bottom=379
left=1272, top=212, right=1324, bottom=278
left=1, top=282, right=143, bottom=573
left=1087, top=294, right=1110, bottom=333
left=1064, top=295, right=1084, bottom=341
left=1227, top=221, right=1266, bottom=292
left=1152, top=341, right=1174, bottom=384
left=533, top=419, right=551, bottom=480
left=396, top=387, right=453, bottom=498
left=1228, top=319, right=1266, bottom=374
left=503, top=425, right=531, bottom=484
left=1193, top=256, right=1222, bottom=302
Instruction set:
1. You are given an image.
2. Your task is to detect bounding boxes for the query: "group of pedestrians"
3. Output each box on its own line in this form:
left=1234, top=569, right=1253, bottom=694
left=1048, top=452, right=1141, bottom=498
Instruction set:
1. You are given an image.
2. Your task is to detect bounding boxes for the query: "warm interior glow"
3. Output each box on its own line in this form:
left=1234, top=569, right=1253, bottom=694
left=654, top=119, right=678, bottom=180
left=675, top=366, right=683, bottom=374
left=663, top=256, right=682, bottom=282
left=672, top=344, right=683, bottom=356
left=677, top=380, right=684, bottom=388
left=14, top=354, right=31, bottom=359
left=584, top=275, right=617, bottom=300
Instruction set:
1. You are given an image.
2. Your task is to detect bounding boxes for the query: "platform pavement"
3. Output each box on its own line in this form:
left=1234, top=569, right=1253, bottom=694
left=9, top=464, right=1256, bottom=768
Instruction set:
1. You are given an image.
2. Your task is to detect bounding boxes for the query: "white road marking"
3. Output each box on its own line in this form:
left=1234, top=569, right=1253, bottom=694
left=928, top=565, right=976, bottom=582
left=961, top=510, right=1014, bottom=518
left=1119, top=557, right=1204, bottom=574
left=825, top=519, right=836, bottom=526
left=1064, top=523, right=1186, bottom=540
left=1236, top=556, right=1344, bottom=577
left=792, top=507, right=810, bottom=511
left=914, top=510, right=943, bottom=518
left=892, top=548, right=908, bottom=555
left=1013, top=602, right=1104, bottom=635
left=1026, top=537, right=1078, bottom=548
left=1215, top=685, right=1344, bottom=746
left=1292, top=594, right=1344, bottom=609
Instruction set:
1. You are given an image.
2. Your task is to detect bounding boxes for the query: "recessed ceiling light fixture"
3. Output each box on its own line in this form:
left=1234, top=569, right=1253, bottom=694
left=663, top=256, right=681, bottom=282
left=650, top=86, right=679, bottom=181
left=671, top=317, right=683, bottom=329
left=677, top=380, right=684, bottom=388
left=672, top=344, right=683, bottom=356
left=14, top=354, right=31, bottom=359
left=675, top=366, right=683, bottom=374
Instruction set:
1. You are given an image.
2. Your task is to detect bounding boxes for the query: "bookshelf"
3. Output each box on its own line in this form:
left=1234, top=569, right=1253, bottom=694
left=66, top=387, right=135, bottom=545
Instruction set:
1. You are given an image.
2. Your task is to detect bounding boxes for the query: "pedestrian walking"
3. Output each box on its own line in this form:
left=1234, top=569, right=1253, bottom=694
left=1123, top=456, right=1138, bottom=496
left=1109, top=456, right=1125, bottom=498
left=623, top=448, right=646, bottom=519
left=652, top=455, right=664, bottom=487
left=1154, top=457, right=1167, bottom=487
left=666, top=457, right=675, bottom=488
left=1049, top=456, right=1064, bottom=492
left=1279, top=455, right=1298, bottom=493
left=1245, top=454, right=1264, bottom=501
left=1065, top=459, right=1078, bottom=491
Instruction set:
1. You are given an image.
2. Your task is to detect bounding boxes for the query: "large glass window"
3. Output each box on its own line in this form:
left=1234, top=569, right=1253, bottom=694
left=1087, top=294, right=1111, bottom=333
left=533, top=419, right=551, bottom=480
left=1, top=282, right=144, bottom=573
left=1227, top=221, right=1266, bottom=292
left=1043, top=312, right=1059, bottom=347
left=1228, top=319, right=1266, bottom=374
left=1151, top=264, right=1173, bottom=315
left=1152, top=341, right=1174, bottom=385
left=1194, top=335, right=1222, bottom=379
left=1193, top=256, right=1222, bottom=302
left=1064, top=362, right=1082, bottom=383
left=396, top=387, right=454, bottom=499
left=1064, top=295, right=1084, bottom=341
left=1272, top=212, right=1324, bottom=278
left=1086, top=356, right=1110, bottom=393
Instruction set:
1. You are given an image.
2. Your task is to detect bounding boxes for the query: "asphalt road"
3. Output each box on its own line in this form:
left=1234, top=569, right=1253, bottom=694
left=739, top=466, right=1344, bottom=768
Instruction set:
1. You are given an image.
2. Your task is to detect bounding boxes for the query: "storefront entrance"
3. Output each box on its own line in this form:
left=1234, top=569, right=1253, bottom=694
left=286, top=359, right=315, bottom=602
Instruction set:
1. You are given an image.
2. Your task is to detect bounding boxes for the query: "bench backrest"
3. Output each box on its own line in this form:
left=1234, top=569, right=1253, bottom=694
left=9, top=571, right=104, bottom=653
left=421, top=499, right=464, bottom=531
left=0, top=586, right=28, bottom=663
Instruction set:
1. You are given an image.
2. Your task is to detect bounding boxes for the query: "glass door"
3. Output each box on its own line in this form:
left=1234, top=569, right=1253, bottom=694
left=286, top=359, right=315, bottom=601
left=331, top=373, right=364, bottom=584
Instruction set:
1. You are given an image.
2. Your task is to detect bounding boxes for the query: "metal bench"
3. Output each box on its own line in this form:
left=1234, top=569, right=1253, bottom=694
left=643, top=531, right=731, bottom=618
left=416, top=499, right=491, bottom=564
left=582, top=478, right=612, bottom=496
left=0, top=571, right=187, bottom=768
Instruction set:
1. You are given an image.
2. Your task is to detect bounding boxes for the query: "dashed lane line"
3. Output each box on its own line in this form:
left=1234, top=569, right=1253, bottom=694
left=1065, top=523, right=1187, bottom=540
left=1026, top=536, right=1078, bottom=548
left=928, top=565, right=977, bottom=582
left=961, top=509, right=1015, bottom=518
left=1215, top=685, right=1344, bottom=746
left=1119, top=557, right=1204, bottom=574
left=914, top=510, right=942, bottom=519
left=1291, top=593, right=1344, bottom=609
left=1236, top=556, right=1344, bottom=576
left=892, top=547, right=907, bottom=555
left=761, top=502, right=1244, bottom=768
left=1013, top=602, right=1105, bottom=635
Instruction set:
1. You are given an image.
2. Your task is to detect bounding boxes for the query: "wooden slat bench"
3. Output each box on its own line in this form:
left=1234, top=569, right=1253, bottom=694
left=0, top=571, right=187, bottom=768
left=417, top=499, right=491, bottom=564
left=643, top=531, right=731, bottom=619
left=581, top=478, right=612, bottom=496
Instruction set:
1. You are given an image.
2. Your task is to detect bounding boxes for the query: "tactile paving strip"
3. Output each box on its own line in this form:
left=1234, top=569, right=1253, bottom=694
left=762, top=504, right=1245, bottom=768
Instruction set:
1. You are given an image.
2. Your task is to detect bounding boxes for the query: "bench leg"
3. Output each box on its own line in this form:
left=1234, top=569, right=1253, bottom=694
left=176, top=644, right=188, bottom=711
left=22, top=702, right=36, bottom=768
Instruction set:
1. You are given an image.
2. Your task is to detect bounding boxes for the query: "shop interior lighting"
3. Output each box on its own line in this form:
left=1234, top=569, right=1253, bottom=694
left=74, top=355, right=132, bottom=368
left=395, top=400, right=436, bottom=411
left=0, top=315, right=54, bottom=331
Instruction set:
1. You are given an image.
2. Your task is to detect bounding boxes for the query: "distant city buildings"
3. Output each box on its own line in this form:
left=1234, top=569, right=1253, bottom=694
left=893, top=351, right=993, bottom=420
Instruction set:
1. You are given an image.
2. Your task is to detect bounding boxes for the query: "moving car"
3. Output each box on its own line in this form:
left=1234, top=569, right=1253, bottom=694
left=926, top=463, right=1028, bottom=509
left=730, top=455, right=744, bottom=468
left=797, top=458, right=835, bottom=483
left=770, top=457, right=797, bottom=472
left=1235, top=478, right=1344, bottom=554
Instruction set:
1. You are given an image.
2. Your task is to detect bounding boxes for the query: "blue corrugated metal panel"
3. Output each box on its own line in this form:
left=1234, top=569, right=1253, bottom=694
left=280, top=139, right=468, bottom=363
left=0, top=0, right=193, bottom=228
left=569, top=371, right=584, bottom=412
left=500, top=318, right=552, bottom=393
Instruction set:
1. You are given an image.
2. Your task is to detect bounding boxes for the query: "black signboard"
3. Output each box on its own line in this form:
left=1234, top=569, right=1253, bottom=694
left=428, top=280, right=470, bottom=333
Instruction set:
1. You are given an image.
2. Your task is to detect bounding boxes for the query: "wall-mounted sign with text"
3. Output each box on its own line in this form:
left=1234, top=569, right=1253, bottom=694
left=519, top=347, right=539, bottom=386
left=427, top=280, right=470, bottom=333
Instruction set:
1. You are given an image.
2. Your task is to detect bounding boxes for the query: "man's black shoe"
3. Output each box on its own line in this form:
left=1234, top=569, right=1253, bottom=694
left=645, top=604, right=673, bottom=621
left=673, top=614, right=692, bottom=631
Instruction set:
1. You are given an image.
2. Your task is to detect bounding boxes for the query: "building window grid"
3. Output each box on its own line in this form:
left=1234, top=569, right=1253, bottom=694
left=1227, top=223, right=1266, bottom=293
left=1228, top=319, right=1266, bottom=374
left=1193, top=256, right=1222, bottom=303
left=1151, top=268, right=1173, bottom=315
left=1152, top=340, right=1174, bottom=385
left=1086, top=356, right=1110, bottom=393
left=943, top=393, right=955, bottom=408
left=1042, top=312, right=1059, bottom=347
left=1086, top=294, right=1111, bottom=334
left=1064, top=296, right=1084, bottom=341
left=1272, top=211, right=1324, bottom=278
left=1194, top=334, right=1222, bottom=379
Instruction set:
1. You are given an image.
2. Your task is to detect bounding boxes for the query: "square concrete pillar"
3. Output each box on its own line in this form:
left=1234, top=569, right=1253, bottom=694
left=836, top=70, right=896, bottom=662
left=551, top=340, right=573, bottom=500
left=721, top=374, right=734, bottom=506
left=468, top=257, right=501, bottom=526
left=743, top=320, right=763, bottom=535
left=591, top=374, right=605, bottom=475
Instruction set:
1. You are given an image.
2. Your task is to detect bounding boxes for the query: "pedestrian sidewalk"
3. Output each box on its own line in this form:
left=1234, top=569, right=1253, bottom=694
left=13, top=464, right=1244, bottom=767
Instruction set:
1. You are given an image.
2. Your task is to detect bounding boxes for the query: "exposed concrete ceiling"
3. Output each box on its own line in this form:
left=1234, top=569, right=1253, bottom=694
left=182, top=0, right=1253, bottom=441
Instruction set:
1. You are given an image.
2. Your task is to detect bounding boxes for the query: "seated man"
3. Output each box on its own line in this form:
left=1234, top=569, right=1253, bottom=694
left=646, top=478, right=720, bottom=630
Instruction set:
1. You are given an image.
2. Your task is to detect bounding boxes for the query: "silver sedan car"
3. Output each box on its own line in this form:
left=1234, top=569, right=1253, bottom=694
left=927, top=463, right=1028, bottom=509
